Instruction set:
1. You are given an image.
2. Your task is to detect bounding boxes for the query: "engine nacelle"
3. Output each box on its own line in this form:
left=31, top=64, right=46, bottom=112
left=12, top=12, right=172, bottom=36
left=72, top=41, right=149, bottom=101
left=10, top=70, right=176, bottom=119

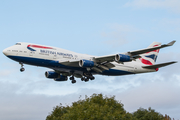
left=45, top=71, right=60, bottom=79
left=79, top=59, right=94, bottom=67
left=54, top=75, right=68, bottom=81
left=115, top=54, right=132, bottom=62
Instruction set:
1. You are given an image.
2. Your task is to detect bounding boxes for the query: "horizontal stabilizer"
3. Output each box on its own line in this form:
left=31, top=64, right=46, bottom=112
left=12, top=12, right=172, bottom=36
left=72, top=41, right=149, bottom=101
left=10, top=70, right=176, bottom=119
left=142, top=61, right=177, bottom=69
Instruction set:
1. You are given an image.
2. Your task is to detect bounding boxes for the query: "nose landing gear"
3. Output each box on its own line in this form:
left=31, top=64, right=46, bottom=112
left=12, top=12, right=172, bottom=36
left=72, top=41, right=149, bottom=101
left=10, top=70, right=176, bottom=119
left=20, top=68, right=25, bottom=72
left=19, top=62, right=25, bottom=72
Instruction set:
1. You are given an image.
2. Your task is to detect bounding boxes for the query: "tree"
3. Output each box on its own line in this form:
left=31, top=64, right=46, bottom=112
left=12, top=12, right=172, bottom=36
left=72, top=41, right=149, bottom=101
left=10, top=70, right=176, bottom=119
left=164, top=114, right=172, bottom=120
left=46, top=93, right=171, bottom=120
left=46, top=94, right=134, bottom=120
left=132, top=107, right=164, bottom=120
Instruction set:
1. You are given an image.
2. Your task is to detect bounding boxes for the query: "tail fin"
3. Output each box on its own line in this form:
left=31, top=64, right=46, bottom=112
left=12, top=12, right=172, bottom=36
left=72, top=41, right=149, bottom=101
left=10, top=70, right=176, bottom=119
left=138, top=42, right=161, bottom=65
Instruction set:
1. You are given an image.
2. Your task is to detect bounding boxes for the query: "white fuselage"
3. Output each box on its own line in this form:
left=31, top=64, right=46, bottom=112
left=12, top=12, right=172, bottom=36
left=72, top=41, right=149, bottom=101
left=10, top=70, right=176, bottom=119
left=3, top=42, right=156, bottom=77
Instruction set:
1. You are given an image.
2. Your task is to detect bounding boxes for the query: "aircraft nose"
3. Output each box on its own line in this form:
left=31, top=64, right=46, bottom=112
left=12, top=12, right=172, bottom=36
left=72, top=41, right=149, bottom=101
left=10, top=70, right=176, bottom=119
left=3, top=48, right=8, bottom=56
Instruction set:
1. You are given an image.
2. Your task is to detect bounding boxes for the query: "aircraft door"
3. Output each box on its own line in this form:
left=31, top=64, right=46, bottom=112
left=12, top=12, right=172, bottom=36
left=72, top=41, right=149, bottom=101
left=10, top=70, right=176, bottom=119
left=134, top=65, right=138, bottom=73
left=53, top=54, right=57, bottom=59
left=29, top=51, right=35, bottom=56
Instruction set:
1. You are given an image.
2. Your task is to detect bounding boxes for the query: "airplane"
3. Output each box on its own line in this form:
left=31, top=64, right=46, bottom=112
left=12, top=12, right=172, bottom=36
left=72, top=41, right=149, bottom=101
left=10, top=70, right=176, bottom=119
left=3, top=41, right=177, bottom=84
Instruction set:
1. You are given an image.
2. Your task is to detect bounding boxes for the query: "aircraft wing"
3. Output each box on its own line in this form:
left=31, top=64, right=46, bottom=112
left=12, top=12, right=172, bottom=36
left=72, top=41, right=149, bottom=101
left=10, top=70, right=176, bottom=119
left=58, top=59, right=115, bottom=72
left=56, top=41, right=175, bottom=73
left=142, top=61, right=177, bottom=69
left=127, top=40, right=176, bottom=56
left=94, top=40, right=176, bottom=63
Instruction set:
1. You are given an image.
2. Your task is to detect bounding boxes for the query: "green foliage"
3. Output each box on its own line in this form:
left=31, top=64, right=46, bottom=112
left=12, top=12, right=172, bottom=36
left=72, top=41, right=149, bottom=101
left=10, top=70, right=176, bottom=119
left=132, top=107, right=164, bottom=120
left=46, top=94, right=170, bottom=120
left=46, top=103, right=70, bottom=120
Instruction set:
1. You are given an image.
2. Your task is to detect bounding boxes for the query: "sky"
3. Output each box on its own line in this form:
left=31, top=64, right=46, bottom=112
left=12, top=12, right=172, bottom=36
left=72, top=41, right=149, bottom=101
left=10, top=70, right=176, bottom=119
left=0, top=0, right=180, bottom=119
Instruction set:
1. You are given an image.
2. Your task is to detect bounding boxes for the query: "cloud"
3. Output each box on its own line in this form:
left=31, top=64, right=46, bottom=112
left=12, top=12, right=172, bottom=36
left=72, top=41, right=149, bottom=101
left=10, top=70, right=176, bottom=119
left=0, top=93, right=83, bottom=120
left=0, top=79, right=84, bottom=120
left=124, top=0, right=180, bottom=13
left=118, top=79, right=180, bottom=116
left=0, top=62, right=19, bottom=77
left=0, top=70, right=12, bottom=77
left=0, top=46, right=179, bottom=120
left=1, top=67, right=180, bottom=120
left=100, top=67, right=180, bottom=119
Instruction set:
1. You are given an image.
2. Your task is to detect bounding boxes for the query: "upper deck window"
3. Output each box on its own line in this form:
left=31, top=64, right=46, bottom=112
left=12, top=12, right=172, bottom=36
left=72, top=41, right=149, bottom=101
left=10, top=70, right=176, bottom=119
left=15, top=43, right=21, bottom=45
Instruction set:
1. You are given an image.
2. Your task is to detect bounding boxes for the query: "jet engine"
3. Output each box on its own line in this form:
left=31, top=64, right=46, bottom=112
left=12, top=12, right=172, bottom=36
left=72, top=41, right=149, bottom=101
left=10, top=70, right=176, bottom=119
left=45, top=71, right=60, bottom=79
left=54, top=75, right=68, bottom=81
left=115, top=54, right=132, bottom=62
left=79, top=59, right=94, bottom=67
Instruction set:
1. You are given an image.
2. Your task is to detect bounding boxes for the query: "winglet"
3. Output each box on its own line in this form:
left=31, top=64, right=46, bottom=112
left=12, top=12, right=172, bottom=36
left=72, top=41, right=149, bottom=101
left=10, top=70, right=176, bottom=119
left=167, top=40, right=176, bottom=46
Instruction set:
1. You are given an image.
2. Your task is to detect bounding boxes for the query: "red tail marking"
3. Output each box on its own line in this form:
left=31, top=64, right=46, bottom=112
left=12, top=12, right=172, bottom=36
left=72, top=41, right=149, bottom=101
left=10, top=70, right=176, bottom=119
left=139, top=58, right=153, bottom=65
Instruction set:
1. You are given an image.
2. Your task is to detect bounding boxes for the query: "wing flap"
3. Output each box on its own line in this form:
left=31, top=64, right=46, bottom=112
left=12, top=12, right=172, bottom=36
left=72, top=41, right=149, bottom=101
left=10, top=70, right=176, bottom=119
left=104, top=62, right=116, bottom=68
left=91, top=67, right=103, bottom=73
left=94, top=55, right=115, bottom=63
left=142, top=61, right=177, bottom=69
left=59, top=60, right=80, bottom=67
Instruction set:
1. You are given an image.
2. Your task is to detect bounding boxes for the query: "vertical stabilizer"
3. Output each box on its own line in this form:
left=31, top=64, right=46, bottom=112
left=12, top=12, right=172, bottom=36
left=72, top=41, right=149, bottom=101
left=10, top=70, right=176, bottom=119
left=138, top=42, right=161, bottom=65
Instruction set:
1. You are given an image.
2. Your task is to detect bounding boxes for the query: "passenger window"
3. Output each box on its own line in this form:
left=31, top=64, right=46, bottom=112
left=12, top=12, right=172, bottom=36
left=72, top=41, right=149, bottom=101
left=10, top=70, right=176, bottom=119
left=12, top=50, right=18, bottom=52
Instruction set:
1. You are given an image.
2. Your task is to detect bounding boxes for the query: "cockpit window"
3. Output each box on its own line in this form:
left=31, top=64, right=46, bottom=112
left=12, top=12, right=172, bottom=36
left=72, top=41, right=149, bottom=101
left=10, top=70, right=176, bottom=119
left=15, top=43, right=21, bottom=45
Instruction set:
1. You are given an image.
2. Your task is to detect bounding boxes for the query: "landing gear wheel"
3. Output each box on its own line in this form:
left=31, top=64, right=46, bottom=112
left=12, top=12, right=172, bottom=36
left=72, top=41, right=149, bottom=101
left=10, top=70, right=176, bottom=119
left=84, top=78, right=89, bottom=82
left=81, top=77, right=85, bottom=81
left=72, top=80, right=76, bottom=84
left=20, top=68, right=25, bottom=72
left=70, top=76, right=74, bottom=80
left=19, top=62, right=25, bottom=72
left=90, top=76, right=95, bottom=80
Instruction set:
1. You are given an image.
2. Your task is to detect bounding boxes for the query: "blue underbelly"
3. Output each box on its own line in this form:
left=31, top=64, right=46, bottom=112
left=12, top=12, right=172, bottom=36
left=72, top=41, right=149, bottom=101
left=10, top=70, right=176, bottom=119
left=7, top=55, right=134, bottom=76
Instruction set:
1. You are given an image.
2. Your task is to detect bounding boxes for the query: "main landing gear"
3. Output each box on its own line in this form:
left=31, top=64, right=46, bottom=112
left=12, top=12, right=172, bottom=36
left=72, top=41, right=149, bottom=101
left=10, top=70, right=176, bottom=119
left=19, top=62, right=25, bottom=72
left=81, top=76, right=95, bottom=82
left=70, top=76, right=76, bottom=84
left=69, top=73, right=95, bottom=84
left=81, top=72, right=95, bottom=82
